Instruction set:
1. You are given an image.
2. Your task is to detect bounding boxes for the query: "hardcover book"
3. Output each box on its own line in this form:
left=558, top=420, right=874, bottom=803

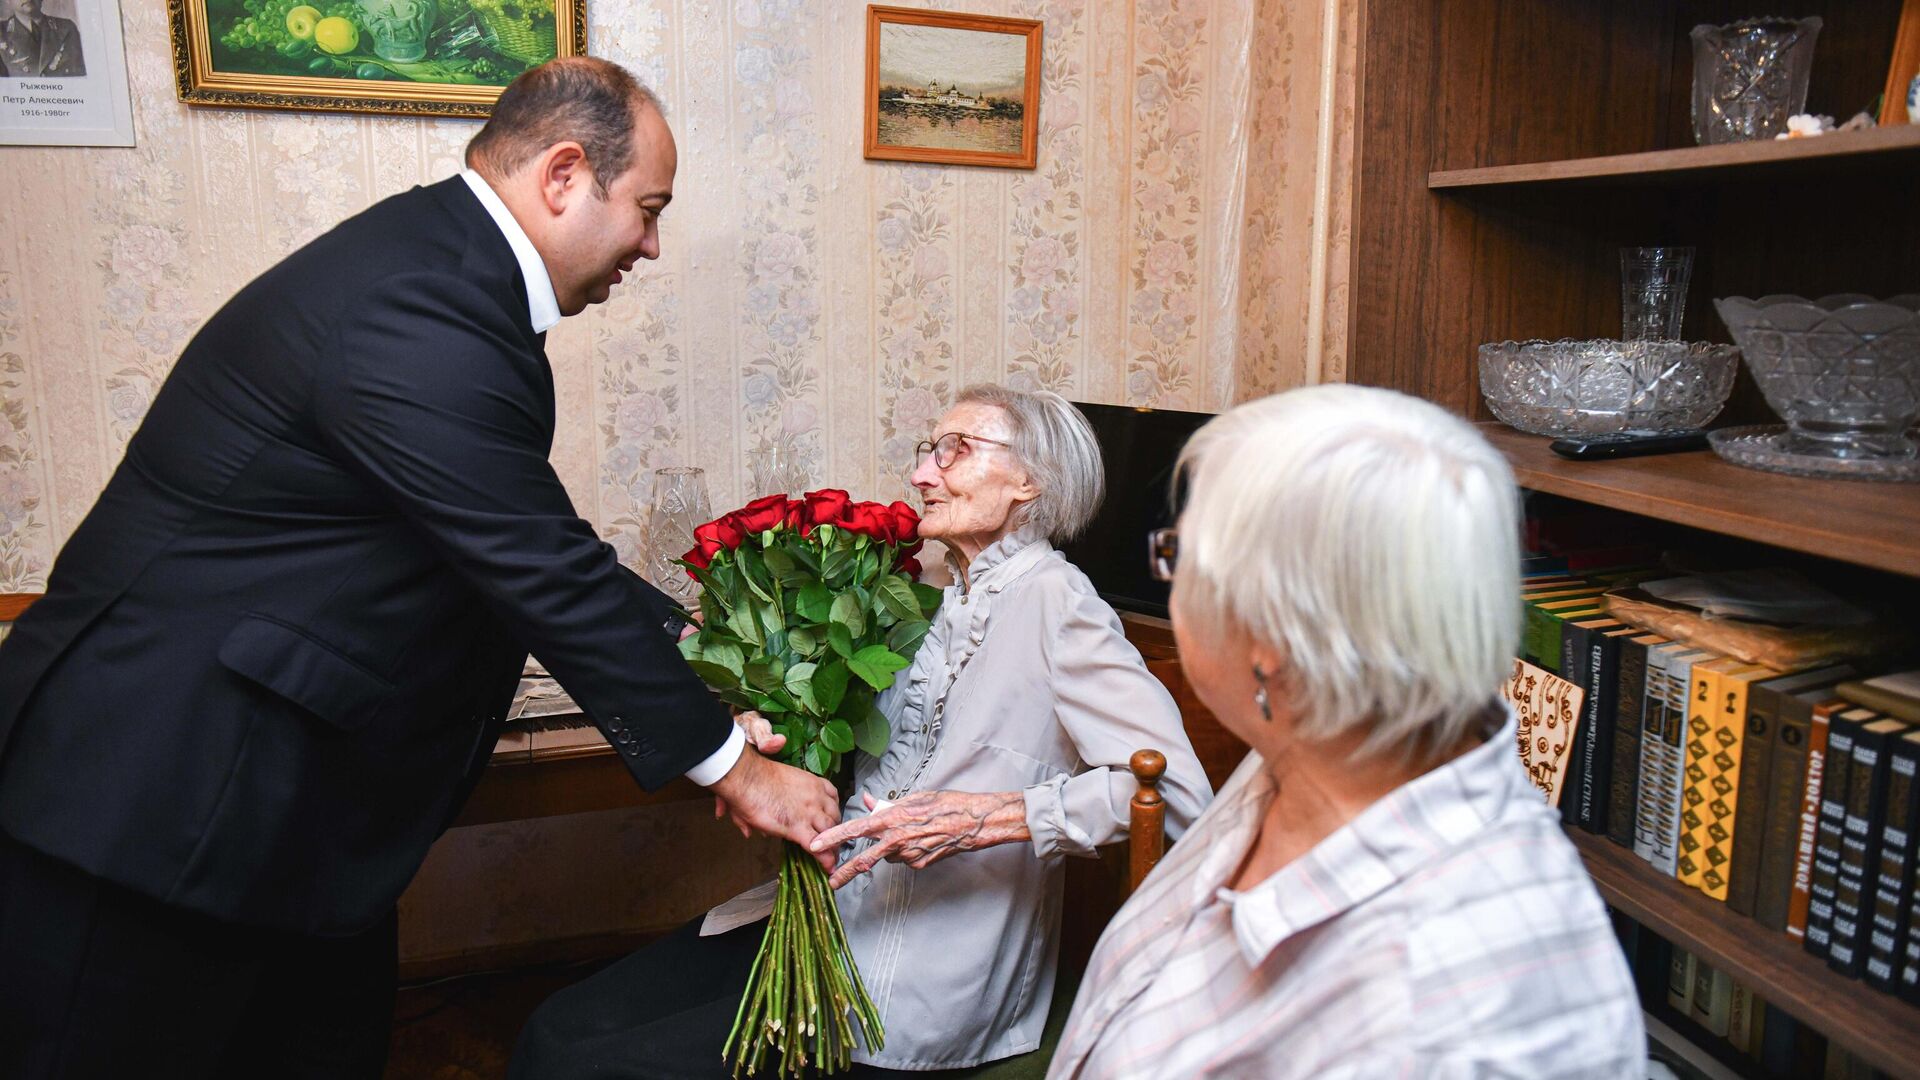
left=1829, top=716, right=1910, bottom=977
left=1789, top=700, right=1847, bottom=940
left=1866, top=727, right=1920, bottom=991
left=1606, top=632, right=1666, bottom=848
left=1807, top=707, right=1877, bottom=957
left=1751, top=670, right=1856, bottom=931
left=1501, top=656, right=1585, bottom=807
left=1679, top=656, right=1757, bottom=893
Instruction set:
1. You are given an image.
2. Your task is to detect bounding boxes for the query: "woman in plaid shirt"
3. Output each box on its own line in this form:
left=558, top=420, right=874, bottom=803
left=1051, top=385, right=1645, bottom=1079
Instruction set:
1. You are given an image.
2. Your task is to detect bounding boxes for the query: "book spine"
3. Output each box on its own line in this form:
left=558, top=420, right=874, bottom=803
left=1788, top=707, right=1835, bottom=940
left=1634, top=648, right=1681, bottom=872
left=1560, top=620, right=1593, bottom=828
left=1667, top=946, right=1694, bottom=1013
left=1728, top=982, right=1755, bottom=1054
left=1757, top=693, right=1819, bottom=931
left=1866, top=739, right=1918, bottom=991
left=1677, top=662, right=1727, bottom=892
left=1729, top=681, right=1783, bottom=916
left=1806, top=715, right=1860, bottom=957
left=1902, top=847, right=1920, bottom=1002
left=1830, top=723, right=1896, bottom=978
left=1692, top=961, right=1731, bottom=1037
left=1702, top=668, right=1762, bottom=904
left=1566, top=623, right=1619, bottom=833
left=1606, top=636, right=1654, bottom=847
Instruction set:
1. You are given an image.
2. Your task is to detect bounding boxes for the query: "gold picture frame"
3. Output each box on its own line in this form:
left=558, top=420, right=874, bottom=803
left=864, top=5, right=1041, bottom=170
left=166, top=0, right=587, bottom=117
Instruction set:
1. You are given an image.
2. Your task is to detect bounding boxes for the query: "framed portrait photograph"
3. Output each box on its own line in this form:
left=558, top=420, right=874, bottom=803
left=863, top=4, right=1040, bottom=170
left=166, top=0, right=586, bottom=117
left=0, top=0, right=136, bottom=146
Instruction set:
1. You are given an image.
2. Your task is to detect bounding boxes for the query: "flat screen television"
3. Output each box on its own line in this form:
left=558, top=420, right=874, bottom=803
left=1058, top=401, right=1214, bottom=618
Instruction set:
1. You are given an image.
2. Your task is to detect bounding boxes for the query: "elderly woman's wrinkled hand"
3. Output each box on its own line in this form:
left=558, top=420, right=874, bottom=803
left=810, top=790, right=1031, bottom=889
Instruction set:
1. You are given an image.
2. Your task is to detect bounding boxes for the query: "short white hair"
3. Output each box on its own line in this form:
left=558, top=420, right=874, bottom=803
left=1174, top=384, right=1520, bottom=761
left=956, top=384, right=1105, bottom=544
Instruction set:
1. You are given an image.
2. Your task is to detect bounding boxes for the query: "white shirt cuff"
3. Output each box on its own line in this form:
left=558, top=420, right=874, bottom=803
left=684, top=723, right=746, bottom=786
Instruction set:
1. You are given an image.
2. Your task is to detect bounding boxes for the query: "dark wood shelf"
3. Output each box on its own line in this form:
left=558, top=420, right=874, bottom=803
left=1430, top=125, right=1920, bottom=190
left=1570, top=831, right=1920, bottom=1079
left=1481, top=425, right=1920, bottom=578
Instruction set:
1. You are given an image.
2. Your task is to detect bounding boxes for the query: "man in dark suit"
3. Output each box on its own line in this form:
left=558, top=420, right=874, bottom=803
left=0, top=57, right=837, bottom=1078
left=0, top=0, right=85, bottom=78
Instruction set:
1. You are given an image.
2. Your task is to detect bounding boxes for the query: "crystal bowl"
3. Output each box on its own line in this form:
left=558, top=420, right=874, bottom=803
left=1477, top=339, right=1740, bottom=438
left=1714, top=294, right=1920, bottom=460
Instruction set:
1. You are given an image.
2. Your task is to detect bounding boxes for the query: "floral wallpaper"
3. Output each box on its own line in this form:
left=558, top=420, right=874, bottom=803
left=0, top=0, right=1353, bottom=965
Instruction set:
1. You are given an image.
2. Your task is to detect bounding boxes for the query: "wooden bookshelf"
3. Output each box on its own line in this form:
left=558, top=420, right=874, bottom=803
left=1481, top=425, right=1920, bottom=578
left=1430, top=124, right=1920, bottom=190
left=1570, top=831, right=1920, bottom=1078
left=1351, top=1, right=1920, bottom=1066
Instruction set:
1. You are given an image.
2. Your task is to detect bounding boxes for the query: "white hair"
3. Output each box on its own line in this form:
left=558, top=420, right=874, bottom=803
left=1174, top=384, right=1521, bottom=761
left=955, top=384, right=1105, bottom=544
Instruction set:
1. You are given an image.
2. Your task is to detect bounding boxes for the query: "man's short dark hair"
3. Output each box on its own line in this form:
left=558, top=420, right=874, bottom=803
left=466, top=57, right=660, bottom=195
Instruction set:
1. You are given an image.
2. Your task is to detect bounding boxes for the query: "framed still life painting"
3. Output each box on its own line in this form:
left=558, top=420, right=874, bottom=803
left=863, top=4, right=1040, bottom=169
left=166, top=0, right=586, bottom=117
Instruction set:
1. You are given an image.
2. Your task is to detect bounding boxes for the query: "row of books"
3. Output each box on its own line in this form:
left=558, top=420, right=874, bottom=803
left=1616, top=911, right=1880, bottom=1079
left=1508, top=563, right=1920, bottom=1004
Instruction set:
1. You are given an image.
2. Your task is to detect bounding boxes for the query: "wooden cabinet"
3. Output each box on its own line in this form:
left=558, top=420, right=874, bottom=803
left=1347, top=2, right=1920, bottom=1073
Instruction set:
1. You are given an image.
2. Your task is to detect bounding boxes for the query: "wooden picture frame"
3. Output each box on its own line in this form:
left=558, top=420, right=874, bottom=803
left=863, top=5, right=1040, bottom=170
left=1880, top=0, right=1920, bottom=126
left=166, top=0, right=587, bottom=118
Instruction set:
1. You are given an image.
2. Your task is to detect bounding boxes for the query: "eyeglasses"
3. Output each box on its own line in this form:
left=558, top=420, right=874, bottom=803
left=1147, top=527, right=1178, bottom=582
left=914, top=431, right=1012, bottom=470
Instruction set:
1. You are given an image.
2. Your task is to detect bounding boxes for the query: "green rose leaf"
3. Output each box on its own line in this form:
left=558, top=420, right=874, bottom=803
left=705, top=641, right=745, bottom=677
left=684, top=659, right=739, bottom=689
left=811, top=659, right=851, bottom=716
left=718, top=688, right=758, bottom=711
left=852, top=705, right=890, bottom=757
left=784, top=661, right=819, bottom=712
left=761, top=546, right=803, bottom=584
left=786, top=624, right=821, bottom=657
left=743, top=655, right=785, bottom=691
left=804, top=742, right=831, bottom=777
left=677, top=634, right=703, bottom=662
left=797, top=583, right=833, bottom=624
left=738, top=551, right=775, bottom=603
left=755, top=694, right=790, bottom=713
left=887, top=618, right=930, bottom=656
left=820, top=719, right=856, bottom=754
left=847, top=644, right=911, bottom=690
left=876, top=575, right=920, bottom=623
left=725, top=602, right=763, bottom=647
left=829, top=592, right=866, bottom=637
left=827, top=622, right=855, bottom=659
left=911, top=582, right=944, bottom=615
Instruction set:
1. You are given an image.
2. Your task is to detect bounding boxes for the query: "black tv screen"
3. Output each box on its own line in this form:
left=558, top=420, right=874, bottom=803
left=1058, top=401, right=1214, bottom=618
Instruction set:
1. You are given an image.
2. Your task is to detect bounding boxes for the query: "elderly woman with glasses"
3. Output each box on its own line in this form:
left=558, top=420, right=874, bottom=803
left=1046, top=385, right=1644, bottom=1079
left=512, top=384, right=1210, bottom=1079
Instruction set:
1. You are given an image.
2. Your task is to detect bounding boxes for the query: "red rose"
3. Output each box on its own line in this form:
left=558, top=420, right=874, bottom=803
left=801, top=489, right=852, bottom=532
left=885, top=501, right=921, bottom=545
left=733, top=494, right=792, bottom=534
left=898, top=556, right=922, bottom=578
left=836, top=501, right=892, bottom=541
left=695, top=516, right=747, bottom=554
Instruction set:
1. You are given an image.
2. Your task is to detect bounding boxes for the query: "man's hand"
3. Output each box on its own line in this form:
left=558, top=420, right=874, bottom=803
left=713, top=711, right=789, bottom=834
left=708, top=744, right=841, bottom=871
left=809, top=790, right=1029, bottom=889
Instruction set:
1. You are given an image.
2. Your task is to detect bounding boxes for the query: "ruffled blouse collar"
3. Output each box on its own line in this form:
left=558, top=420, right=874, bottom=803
left=944, top=526, right=1048, bottom=594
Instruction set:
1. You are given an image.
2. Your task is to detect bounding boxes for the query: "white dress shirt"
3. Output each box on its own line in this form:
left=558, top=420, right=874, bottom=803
left=1049, top=706, right=1645, bottom=1079
left=459, top=168, right=744, bottom=786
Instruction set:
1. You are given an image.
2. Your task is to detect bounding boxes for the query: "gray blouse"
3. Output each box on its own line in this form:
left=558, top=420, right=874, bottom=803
left=834, top=528, right=1212, bottom=1070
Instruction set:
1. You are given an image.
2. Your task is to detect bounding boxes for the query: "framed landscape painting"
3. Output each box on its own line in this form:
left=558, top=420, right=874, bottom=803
left=166, top=0, right=586, bottom=117
left=864, top=5, right=1040, bottom=169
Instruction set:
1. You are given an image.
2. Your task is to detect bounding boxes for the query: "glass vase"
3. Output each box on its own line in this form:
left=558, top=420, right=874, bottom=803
left=646, top=466, right=711, bottom=605
left=1690, top=17, right=1822, bottom=145
left=747, top=441, right=807, bottom=499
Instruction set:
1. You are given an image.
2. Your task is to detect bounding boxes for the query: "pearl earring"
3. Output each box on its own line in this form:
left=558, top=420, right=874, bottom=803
left=1252, top=665, right=1272, bottom=722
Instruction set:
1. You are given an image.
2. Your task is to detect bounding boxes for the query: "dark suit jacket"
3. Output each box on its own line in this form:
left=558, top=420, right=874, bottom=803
left=0, top=178, right=731, bottom=935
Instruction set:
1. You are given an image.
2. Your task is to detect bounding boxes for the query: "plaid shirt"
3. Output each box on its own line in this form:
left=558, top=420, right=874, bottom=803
left=1048, top=708, right=1645, bottom=1079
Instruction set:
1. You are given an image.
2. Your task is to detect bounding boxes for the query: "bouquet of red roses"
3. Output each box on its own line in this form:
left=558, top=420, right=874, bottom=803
left=677, top=488, right=939, bottom=1077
